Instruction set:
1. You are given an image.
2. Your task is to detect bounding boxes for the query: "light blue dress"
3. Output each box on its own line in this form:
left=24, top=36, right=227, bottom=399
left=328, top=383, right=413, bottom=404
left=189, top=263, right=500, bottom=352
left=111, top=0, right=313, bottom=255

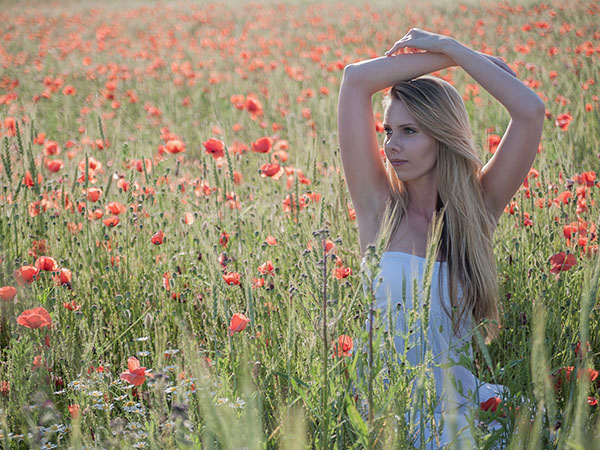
left=360, top=251, right=506, bottom=449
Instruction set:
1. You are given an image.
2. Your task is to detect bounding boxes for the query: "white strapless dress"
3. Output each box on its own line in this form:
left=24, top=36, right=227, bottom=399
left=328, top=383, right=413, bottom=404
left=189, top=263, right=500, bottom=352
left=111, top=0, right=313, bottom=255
left=360, top=251, right=506, bottom=449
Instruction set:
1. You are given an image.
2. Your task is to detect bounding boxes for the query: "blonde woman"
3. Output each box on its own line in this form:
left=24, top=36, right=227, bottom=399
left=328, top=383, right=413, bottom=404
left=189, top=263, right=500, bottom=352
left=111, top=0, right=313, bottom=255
left=338, top=29, right=544, bottom=447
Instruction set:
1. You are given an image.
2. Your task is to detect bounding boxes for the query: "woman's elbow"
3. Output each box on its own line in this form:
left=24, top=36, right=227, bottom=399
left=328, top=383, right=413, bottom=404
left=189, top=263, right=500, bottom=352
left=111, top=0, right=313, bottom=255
left=527, top=96, right=546, bottom=120
left=341, top=63, right=360, bottom=85
left=515, top=96, right=545, bottom=123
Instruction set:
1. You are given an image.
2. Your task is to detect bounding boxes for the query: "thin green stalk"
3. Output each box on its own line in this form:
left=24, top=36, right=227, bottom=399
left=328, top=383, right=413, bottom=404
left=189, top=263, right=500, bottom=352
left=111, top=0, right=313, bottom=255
left=321, top=233, right=330, bottom=449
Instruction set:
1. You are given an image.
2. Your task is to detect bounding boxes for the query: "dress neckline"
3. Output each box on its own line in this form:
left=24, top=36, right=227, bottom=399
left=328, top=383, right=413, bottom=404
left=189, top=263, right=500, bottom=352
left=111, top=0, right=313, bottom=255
left=382, top=251, right=446, bottom=264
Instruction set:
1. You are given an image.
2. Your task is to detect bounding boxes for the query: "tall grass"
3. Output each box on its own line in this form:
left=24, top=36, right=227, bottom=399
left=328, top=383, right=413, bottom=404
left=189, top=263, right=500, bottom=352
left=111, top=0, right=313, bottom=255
left=0, top=0, right=599, bottom=448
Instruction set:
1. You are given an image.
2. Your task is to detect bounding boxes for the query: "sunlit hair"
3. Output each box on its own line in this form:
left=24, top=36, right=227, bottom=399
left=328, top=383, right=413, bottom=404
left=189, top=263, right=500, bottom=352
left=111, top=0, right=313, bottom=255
left=381, top=75, right=499, bottom=342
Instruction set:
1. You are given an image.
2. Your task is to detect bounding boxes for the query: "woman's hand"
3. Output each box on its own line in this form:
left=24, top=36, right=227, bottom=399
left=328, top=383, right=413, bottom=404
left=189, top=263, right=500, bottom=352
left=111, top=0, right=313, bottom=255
left=385, top=28, right=516, bottom=77
left=385, top=28, right=454, bottom=56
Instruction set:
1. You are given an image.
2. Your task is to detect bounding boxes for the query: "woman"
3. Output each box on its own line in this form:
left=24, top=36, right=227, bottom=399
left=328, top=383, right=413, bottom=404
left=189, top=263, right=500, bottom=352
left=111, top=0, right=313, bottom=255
left=338, top=29, right=544, bottom=447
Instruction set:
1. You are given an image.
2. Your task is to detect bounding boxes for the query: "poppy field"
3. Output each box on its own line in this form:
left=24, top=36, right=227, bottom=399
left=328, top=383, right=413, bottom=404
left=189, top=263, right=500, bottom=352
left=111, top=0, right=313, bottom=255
left=0, top=0, right=599, bottom=448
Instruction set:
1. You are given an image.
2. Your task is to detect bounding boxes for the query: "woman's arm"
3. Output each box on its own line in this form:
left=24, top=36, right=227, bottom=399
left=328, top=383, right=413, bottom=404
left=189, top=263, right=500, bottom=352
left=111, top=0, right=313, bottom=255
left=387, top=29, right=545, bottom=221
left=338, top=53, right=455, bottom=251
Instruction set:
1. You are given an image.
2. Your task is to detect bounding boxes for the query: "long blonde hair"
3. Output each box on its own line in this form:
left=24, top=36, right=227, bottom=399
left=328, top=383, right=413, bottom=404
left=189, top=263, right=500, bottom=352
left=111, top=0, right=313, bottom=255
left=381, top=75, right=500, bottom=341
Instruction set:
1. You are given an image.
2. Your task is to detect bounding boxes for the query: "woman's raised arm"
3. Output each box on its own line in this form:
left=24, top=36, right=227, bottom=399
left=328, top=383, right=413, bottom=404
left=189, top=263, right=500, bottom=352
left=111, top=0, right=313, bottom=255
left=386, top=29, right=545, bottom=222
left=338, top=52, right=455, bottom=249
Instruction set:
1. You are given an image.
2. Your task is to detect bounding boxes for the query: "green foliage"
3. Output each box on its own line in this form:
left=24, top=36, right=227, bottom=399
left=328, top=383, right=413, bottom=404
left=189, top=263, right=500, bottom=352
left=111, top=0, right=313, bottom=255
left=0, top=0, right=598, bottom=448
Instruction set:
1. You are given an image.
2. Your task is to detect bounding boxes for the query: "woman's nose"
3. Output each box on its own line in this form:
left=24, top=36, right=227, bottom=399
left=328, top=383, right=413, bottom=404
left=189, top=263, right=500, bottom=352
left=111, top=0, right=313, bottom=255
left=386, top=139, right=401, bottom=154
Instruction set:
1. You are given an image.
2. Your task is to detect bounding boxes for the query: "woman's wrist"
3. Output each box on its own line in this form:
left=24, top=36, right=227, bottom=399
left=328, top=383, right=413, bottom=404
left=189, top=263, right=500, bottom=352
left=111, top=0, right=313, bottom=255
left=439, top=38, right=468, bottom=62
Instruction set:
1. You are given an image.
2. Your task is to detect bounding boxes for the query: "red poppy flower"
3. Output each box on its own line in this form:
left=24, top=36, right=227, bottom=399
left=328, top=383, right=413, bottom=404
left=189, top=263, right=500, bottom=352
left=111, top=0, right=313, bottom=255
left=14, top=265, right=40, bottom=285
left=0, top=286, right=17, bottom=302
left=282, top=194, right=306, bottom=213
left=86, top=187, right=102, bottom=202
left=332, top=335, right=353, bottom=357
left=574, top=171, right=596, bottom=187
left=487, top=134, right=501, bottom=154
left=244, top=95, right=263, bottom=116
left=203, top=138, right=225, bottom=159
left=43, top=140, right=58, bottom=155
left=17, top=306, right=52, bottom=329
left=223, top=272, right=241, bottom=286
left=51, top=267, right=72, bottom=287
left=35, top=256, right=58, bottom=272
left=260, top=162, right=282, bottom=178
left=219, top=232, right=229, bottom=247
left=228, top=313, right=250, bottom=336
left=549, top=252, right=576, bottom=274
left=588, top=397, right=598, bottom=407
left=348, top=205, right=356, bottom=221
left=120, top=356, right=148, bottom=386
left=334, top=266, right=352, bottom=279
left=46, top=159, right=64, bottom=172
left=69, top=404, right=80, bottom=419
left=258, top=260, right=274, bottom=275
left=265, top=236, right=278, bottom=246
left=23, top=170, right=42, bottom=187
left=151, top=230, right=165, bottom=245
left=555, top=113, right=572, bottom=131
left=166, top=139, right=185, bottom=154
left=555, top=191, right=573, bottom=206
left=480, top=396, right=501, bottom=412
left=63, top=300, right=81, bottom=311
left=134, top=158, right=152, bottom=173
left=183, top=212, right=195, bottom=225
left=251, top=137, right=273, bottom=153
left=107, top=202, right=126, bottom=215
left=63, top=85, right=76, bottom=96
left=103, top=216, right=119, bottom=227
left=553, top=366, right=599, bottom=393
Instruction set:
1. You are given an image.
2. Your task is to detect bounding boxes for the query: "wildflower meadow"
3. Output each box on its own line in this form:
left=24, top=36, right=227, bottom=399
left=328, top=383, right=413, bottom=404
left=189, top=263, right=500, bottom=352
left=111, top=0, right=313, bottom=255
left=0, top=0, right=599, bottom=448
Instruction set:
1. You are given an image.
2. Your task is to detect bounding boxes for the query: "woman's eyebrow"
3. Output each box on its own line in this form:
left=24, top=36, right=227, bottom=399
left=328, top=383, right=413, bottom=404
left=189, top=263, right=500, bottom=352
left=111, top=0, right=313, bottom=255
left=382, top=122, right=417, bottom=127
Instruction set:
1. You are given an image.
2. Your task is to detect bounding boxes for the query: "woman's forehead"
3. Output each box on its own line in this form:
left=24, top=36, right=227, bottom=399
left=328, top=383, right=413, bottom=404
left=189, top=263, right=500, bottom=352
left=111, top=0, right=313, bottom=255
left=384, top=100, right=416, bottom=124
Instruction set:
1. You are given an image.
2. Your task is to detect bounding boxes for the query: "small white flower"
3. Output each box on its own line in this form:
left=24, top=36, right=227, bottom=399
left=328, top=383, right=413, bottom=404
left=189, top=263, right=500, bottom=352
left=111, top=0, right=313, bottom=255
left=134, top=430, right=149, bottom=439
left=215, top=397, right=228, bottom=406
left=123, top=402, right=143, bottom=413
left=68, top=380, right=86, bottom=391
left=127, top=422, right=143, bottom=431
left=232, top=397, right=246, bottom=408
left=137, top=351, right=150, bottom=357
left=46, top=423, right=66, bottom=433
left=160, top=421, right=175, bottom=431
left=136, top=336, right=150, bottom=342
left=164, top=386, right=178, bottom=394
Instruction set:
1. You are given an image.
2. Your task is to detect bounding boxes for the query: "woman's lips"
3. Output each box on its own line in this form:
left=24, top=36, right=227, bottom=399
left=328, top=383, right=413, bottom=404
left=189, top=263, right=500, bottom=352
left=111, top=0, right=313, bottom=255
left=389, top=160, right=407, bottom=166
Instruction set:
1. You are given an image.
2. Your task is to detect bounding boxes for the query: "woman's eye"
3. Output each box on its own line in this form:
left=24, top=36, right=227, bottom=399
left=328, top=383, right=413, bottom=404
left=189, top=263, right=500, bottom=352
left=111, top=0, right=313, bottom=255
left=404, top=128, right=416, bottom=134
left=384, top=128, right=392, bottom=136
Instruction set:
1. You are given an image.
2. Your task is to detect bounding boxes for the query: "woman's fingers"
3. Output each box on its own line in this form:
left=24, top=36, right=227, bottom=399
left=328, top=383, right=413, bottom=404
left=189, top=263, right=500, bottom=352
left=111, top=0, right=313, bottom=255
left=484, top=54, right=517, bottom=77
left=385, top=36, right=411, bottom=56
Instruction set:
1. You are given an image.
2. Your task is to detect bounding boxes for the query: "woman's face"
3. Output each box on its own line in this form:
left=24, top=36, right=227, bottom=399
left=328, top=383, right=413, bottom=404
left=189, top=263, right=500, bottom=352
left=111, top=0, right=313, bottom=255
left=383, top=99, right=438, bottom=185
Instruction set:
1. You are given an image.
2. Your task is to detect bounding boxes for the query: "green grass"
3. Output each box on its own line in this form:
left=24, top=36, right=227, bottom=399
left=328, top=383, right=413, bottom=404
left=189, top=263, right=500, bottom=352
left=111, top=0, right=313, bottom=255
left=0, top=0, right=599, bottom=448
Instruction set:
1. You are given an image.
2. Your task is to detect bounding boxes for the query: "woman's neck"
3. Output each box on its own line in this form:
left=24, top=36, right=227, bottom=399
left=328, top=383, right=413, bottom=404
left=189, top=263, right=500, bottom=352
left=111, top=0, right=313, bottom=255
left=404, top=178, right=439, bottom=219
